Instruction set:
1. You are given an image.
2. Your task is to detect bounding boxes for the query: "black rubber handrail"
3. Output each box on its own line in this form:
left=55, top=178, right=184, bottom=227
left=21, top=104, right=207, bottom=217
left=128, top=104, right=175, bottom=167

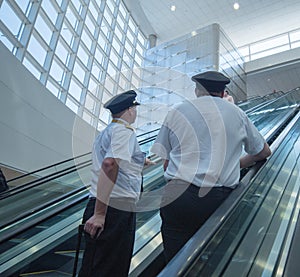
left=7, top=152, right=91, bottom=183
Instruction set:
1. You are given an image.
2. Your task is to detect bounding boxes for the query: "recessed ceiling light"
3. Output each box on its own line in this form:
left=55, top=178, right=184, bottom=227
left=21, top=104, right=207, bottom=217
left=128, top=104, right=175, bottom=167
left=170, top=5, right=176, bottom=11
left=233, top=3, right=240, bottom=10
left=191, top=31, right=197, bottom=36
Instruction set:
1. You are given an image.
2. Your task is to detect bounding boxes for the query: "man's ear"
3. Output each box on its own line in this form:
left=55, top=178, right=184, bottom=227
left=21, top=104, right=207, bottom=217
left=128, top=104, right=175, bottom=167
left=221, top=91, right=225, bottom=98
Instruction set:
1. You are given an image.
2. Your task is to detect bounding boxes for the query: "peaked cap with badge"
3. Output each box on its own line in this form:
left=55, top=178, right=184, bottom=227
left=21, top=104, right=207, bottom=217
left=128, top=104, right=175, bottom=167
left=104, top=90, right=140, bottom=114
left=191, top=71, right=230, bottom=92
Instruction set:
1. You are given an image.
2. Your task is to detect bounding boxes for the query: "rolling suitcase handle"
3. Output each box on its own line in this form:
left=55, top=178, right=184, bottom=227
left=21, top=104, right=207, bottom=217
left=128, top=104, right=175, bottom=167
left=72, top=224, right=85, bottom=277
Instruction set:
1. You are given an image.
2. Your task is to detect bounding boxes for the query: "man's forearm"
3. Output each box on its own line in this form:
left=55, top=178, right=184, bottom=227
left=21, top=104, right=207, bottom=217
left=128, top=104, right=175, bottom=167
left=240, top=143, right=271, bottom=168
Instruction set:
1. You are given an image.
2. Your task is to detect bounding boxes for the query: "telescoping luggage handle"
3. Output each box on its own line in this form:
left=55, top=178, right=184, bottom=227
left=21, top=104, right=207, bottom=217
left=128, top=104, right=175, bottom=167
left=72, top=224, right=85, bottom=277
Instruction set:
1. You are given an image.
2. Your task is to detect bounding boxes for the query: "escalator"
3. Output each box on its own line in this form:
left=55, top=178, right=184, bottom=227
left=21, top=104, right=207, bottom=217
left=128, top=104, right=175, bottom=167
left=1, top=89, right=299, bottom=276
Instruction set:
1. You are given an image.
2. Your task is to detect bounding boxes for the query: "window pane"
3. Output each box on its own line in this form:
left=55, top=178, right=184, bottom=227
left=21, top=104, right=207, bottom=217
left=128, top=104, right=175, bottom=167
left=125, top=39, right=133, bottom=55
left=83, top=110, right=93, bottom=124
left=71, top=0, right=83, bottom=14
left=123, top=50, right=132, bottom=66
left=115, top=24, right=123, bottom=41
left=88, top=77, right=98, bottom=94
left=23, top=57, right=41, bottom=80
left=46, top=80, right=60, bottom=97
left=112, top=37, right=121, bottom=53
left=102, top=89, right=112, bottom=103
left=89, top=1, right=98, bottom=20
left=0, top=30, right=14, bottom=51
left=69, top=78, right=82, bottom=101
left=117, top=14, right=125, bottom=29
left=66, top=6, right=78, bottom=30
left=128, top=18, right=136, bottom=33
left=85, top=14, right=96, bottom=37
left=98, top=32, right=108, bottom=52
left=73, top=60, right=86, bottom=84
left=15, top=0, right=30, bottom=14
left=97, top=120, right=106, bottom=131
left=137, top=31, right=146, bottom=46
left=0, top=1, right=22, bottom=36
left=61, top=22, right=74, bottom=46
left=119, top=2, right=127, bottom=18
left=105, top=76, right=115, bottom=92
left=104, top=8, right=113, bottom=26
left=92, top=62, right=102, bottom=80
left=56, top=39, right=70, bottom=64
left=85, top=93, right=96, bottom=112
left=66, top=96, right=79, bottom=113
left=99, top=106, right=110, bottom=124
left=41, top=1, right=58, bottom=25
left=35, top=14, right=53, bottom=45
left=107, top=62, right=117, bottom=78
left=110, top=49, right=119, bottom=67
left=27, top=35, right=47, bottom=66
left=101, top=19, right=110, bottom=40
left=81, top=28, right=93, bottom=50
left=135, top=53, right=143, bottom=66
left=127, top=30, right=135, bottom=44
left=136, top=42, right=144, bottom=56
left=77, top=44, right=89, bottom=66
left=106, top=0, right=115, bottom=13
left=95, top=47, right=104, bottom=64
left=50, top=59, right=64, bottom=83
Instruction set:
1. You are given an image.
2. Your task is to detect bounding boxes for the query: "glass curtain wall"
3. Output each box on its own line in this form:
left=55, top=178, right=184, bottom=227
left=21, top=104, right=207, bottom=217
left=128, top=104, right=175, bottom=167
left=0, top=0, right=147, bottom=131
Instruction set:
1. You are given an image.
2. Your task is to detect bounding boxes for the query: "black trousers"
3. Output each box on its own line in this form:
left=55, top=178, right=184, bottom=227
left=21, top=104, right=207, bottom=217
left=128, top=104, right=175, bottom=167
left=160, top=181, right=232, bottom=262
left=78, top=198, right=136, bottom=277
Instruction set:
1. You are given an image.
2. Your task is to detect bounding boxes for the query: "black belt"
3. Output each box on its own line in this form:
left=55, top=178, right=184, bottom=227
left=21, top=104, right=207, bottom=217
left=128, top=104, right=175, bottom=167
left=188, top=184, right=234, bottom=193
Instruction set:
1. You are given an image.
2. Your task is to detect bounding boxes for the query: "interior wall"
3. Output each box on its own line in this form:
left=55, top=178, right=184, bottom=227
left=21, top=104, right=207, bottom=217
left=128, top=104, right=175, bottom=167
left=0, top=42, right=96, bottom=174
left=245, top=47, right=300, bottom=97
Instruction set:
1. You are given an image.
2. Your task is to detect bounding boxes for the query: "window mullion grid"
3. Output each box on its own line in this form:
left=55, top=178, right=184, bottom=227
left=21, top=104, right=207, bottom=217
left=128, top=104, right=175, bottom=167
left=36, top=9, right=57, bottom=83
left=53, top=55, right=68, bottom=103
left=102, top=5, right=118, bottom=93
left=75, top=1, right=89, bottom=117
left=62, top=15, right=83, bottom=104
left=24, top=50, right=45, bottom=77
left=0, top=20, right=22, bottom=49
left=40, top=0, right=68, bottom=85
left=15, top=0, right=41, bottom=62
left=6, top=0, right=28, bottom=22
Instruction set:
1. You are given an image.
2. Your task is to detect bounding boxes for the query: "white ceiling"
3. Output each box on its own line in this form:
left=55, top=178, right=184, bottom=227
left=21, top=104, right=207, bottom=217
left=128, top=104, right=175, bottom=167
left=124, top=0, right=300, bottom=47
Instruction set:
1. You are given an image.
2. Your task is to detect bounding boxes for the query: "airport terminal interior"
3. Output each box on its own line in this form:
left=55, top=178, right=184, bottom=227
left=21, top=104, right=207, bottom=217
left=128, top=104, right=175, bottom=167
left=1, top=0, right=300, bottom=276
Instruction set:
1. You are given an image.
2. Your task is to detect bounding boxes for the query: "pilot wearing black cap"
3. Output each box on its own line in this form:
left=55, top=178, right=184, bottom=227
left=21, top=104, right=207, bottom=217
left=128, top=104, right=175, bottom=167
left=191, top=70, right=230, bottom=96
left=104, top=89, right=140, bottom=114
left=79, top=90, right=150, bottom=277
left=151, top=70, right=271, bottom=262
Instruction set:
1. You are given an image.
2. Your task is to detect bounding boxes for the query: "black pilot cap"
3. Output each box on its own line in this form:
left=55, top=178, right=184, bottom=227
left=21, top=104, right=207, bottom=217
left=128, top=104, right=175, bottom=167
left=191, top=71, right=230, bottom=92
left=104, top=90, right=140, bottom=114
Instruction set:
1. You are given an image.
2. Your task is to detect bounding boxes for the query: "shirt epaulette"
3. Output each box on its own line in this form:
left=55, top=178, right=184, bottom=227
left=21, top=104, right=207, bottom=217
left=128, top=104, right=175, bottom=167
left=125, top=125, right=134, bottom=131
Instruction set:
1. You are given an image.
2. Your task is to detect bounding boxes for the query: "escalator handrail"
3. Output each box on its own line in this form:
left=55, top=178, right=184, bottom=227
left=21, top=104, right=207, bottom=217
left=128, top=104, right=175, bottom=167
left=7, top=152, right=91, bottom=183
left=0, top=159, right=92, bottom=199
left=245, top=89, right=294, bottom=114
